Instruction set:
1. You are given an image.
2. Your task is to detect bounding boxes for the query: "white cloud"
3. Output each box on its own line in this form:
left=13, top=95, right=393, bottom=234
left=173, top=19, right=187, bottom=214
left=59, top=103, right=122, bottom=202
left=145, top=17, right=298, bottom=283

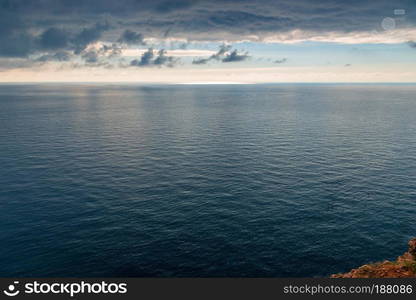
left=261, top=28, right=416, bottom=44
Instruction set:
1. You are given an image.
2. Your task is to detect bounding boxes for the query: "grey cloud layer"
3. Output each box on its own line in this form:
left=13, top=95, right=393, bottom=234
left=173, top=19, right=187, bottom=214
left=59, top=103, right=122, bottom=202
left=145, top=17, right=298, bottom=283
left=0, top=0, right=415, bottom=67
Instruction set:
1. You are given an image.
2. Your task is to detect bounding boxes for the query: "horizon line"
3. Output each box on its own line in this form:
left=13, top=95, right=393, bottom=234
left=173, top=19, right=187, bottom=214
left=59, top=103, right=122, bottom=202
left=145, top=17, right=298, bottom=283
left=1, top=82, right=416, bottom=85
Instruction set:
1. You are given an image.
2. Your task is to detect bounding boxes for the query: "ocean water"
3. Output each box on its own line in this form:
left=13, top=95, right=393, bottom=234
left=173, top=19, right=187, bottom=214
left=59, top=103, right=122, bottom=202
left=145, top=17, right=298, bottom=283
left=0, top=83, right=415, bottom=277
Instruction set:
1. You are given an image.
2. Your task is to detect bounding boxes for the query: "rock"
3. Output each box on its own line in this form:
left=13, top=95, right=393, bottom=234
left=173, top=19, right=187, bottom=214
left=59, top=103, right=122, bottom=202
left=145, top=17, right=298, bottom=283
left=331, top=238, right=416, bottom=278
left=408, top=238, right=416, bottom=259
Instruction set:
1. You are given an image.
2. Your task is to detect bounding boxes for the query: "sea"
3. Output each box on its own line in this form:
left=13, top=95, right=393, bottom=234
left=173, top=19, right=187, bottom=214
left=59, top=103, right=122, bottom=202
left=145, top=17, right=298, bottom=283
left=0, top=83, right=415, bottom=277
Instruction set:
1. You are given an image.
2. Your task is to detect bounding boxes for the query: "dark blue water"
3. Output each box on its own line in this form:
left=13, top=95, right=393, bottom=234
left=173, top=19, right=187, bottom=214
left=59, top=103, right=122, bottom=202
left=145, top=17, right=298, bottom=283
left=1, top=84, right=415, bottom=277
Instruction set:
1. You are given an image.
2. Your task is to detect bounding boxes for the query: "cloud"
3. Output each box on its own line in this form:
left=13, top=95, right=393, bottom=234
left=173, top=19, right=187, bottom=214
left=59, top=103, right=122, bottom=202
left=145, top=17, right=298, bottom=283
left=192, top=57, right=211, bottom=65
left=79, top=43, right=121, bottom=65
left=222, top=49, right=249, bottom=62
left=2, top=0, right=415, bottom=45
left=98, top=44, right=122, bottom=57
left=131, top=48, right=154, bottom=66
left=118, top=30, right=146, bottom=45
left=123, top=0, right=416, bottom=42
left=0, top=18, right=111, bottom=60
left=214, top=44, right=232, bottom=58
left=0, top=58, right=37, bottom=70
left=153, top=49, right=175, bottom=65
left=0, top=2, right=36, bottom=57
left=36, top=51, right=71, bottom=62
left=154, top=0, right=194, bottom=14
left=81, top=50, right=99, bottom=63
left=192, top=44, right=232, bottom=64
left=263, top=28, right=416, bottom=44
left=121, top=48, right=215, bottom=57
left=130, top=48, right=177, bottom=67
left=192, top=45, right=249, bottom=64
left=0, top=9, right=111, bottom=60
left=0, top=32, right=35, bottom=57
left=72, top=22, right=111, bottom=54
left=0, top=0, right=415, bottom=71
left=274, top=58, right=287, bottom=64
left=38, top=27, right=69, bottom=50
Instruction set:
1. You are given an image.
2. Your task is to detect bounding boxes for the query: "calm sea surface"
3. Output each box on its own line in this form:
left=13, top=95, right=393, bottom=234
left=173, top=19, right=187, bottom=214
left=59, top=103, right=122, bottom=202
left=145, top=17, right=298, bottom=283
left=0, top=84, right=415, bottom=277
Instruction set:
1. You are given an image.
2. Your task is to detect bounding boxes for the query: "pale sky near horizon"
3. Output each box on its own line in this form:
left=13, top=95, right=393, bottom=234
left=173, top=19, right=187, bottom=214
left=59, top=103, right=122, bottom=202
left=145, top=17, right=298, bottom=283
left=1, top=0, right=416, bottom=83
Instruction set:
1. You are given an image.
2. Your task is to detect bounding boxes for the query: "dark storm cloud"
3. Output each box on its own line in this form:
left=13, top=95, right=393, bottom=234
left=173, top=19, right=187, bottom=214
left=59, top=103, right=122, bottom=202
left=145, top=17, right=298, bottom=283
left=130, top=48, right=177, bottom=67
left=0, top=11, right=109, bottom=58
left=121, top=0, right=415, bottom=40
left=118, top=30, right=146, bottom=45
left=2, top=0, right=415, bottom=40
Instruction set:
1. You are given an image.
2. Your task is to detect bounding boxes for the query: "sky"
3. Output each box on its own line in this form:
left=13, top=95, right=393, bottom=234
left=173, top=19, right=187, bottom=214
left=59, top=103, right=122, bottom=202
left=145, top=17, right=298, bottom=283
left=1, top=0, right=416, bottom=83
